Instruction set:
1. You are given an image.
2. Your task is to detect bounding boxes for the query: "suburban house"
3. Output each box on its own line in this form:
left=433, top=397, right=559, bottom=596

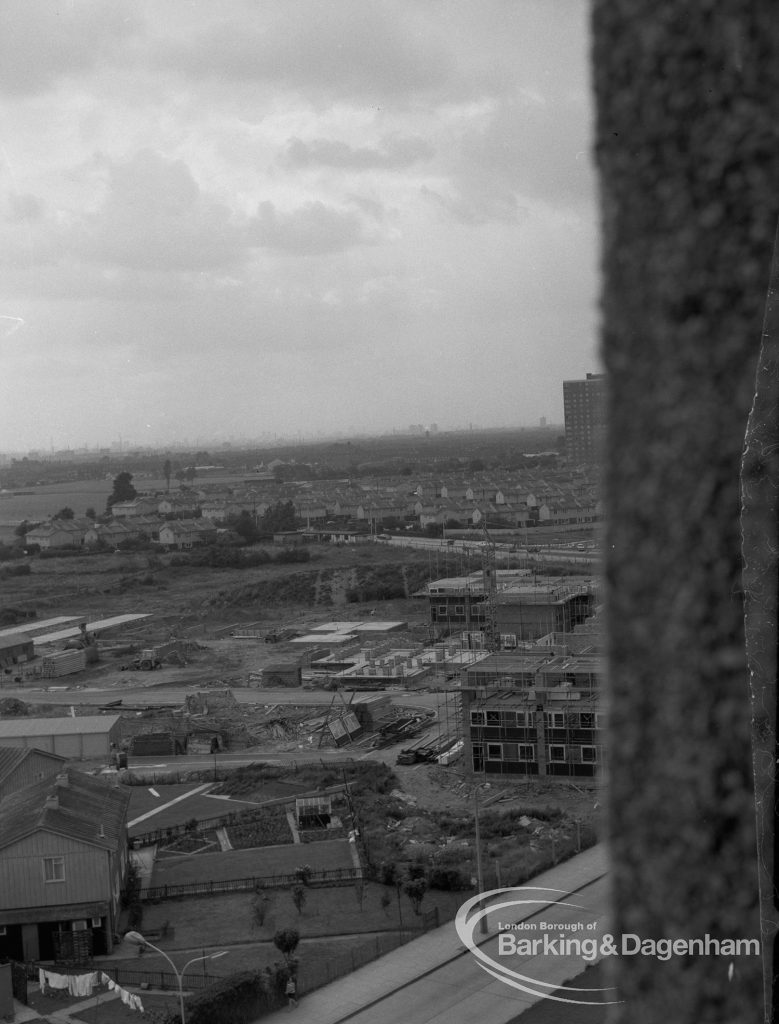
left=0, top=769, right=131, bottom=961
left=158, top=519, right=217, bottom=550
left=24, top=520, right=85, bottom=550
left=109, top=497, right=160, bottom=518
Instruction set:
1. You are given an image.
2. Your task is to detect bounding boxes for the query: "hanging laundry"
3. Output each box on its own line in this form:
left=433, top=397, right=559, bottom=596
left=67, top=971, right=98, bottom=997
left=39, top=969, right=70, bottom=992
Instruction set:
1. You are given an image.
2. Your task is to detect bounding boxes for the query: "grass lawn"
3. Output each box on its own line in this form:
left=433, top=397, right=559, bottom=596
left=149, top=838, right=355, bottom=887
left=127, top=784, right=266, bottom=836
left=67, top=991, right=180, bottom=1024
left=112, top=932, right=419, bottom=998
left=140, top=880, right=464, bottom=947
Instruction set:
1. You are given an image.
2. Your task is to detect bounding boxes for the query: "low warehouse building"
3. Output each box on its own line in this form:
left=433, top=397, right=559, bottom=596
left=0, top=635, right=35, bottom=671
left=0, top=716, right=122, bottom=760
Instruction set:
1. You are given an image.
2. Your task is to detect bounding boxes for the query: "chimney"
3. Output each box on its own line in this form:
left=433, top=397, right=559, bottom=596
left=44, top=793, right=59, bottom=810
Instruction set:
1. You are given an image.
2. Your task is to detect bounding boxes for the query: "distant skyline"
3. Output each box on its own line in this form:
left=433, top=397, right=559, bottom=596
left=1, top=1, right=600, bottom=451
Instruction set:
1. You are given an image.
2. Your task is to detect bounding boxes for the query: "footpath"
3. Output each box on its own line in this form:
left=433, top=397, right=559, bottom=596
left=256, top=843, right=608, bottom=1024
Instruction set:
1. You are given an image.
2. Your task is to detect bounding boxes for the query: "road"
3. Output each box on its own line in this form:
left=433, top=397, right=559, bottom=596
left=256, top=846, right=611, bottom=1024
left=327, top=877, right=610, bottom=1024
left=6, top=681, right=442, bottom=712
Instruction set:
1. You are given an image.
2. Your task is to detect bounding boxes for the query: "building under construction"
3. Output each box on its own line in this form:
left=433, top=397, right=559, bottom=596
left=460, top=651, right=604, bottom=778
left=424, top=571, right=597, bottom=644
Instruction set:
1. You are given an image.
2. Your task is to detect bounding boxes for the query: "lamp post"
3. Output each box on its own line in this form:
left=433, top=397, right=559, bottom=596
left=124, top=932, right=228, bottom=1024
left=473, top=784, right=488, bottom=935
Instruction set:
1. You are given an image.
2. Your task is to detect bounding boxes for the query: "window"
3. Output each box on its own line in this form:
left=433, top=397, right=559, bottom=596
left=581, top=745, right=598, bottom=763
left=549, top=745, right=567, bottom=762
left=470, top=710, right=486, bottom=726
left=486, top=743, right=503, bottom=760
left=595, top=712, right=607, bottom=730
left=454, top=605, right=465, bottom=616
left=486, top=710, right=501, bottom=726
left=546, top=712, right=566, bottom=729
left=438, top=605, right=448, bottom=616
left=91, top=917, right=102, bottom=928
left=518, top=744, right=535, bottom=760
left=43, top=857, right=65, bottom=883
left=579, top=713, right=595, bottom=730
left=0, top=926, right=6, bottom=936
left=72, top=921, right=88, bottom=932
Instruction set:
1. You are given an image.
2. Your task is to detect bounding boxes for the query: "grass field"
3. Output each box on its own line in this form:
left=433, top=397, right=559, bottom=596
left=149, top=837, right=355, bottom=887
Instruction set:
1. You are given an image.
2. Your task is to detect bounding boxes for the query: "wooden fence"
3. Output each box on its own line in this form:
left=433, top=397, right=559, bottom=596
left=140, top=865, right=360, bottom=902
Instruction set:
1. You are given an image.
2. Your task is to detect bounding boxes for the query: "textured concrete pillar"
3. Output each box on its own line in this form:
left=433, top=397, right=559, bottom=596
left=593, top=3, right=779, bottom=1021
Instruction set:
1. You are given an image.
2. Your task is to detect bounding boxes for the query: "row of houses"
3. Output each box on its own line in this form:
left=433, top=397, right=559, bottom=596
left=25, top=517, right=218, bottom=551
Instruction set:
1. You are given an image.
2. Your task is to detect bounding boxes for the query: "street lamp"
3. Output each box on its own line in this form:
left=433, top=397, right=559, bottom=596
left=124, top=932, right=228, bottom=1024
left=473, top=784, right=488, bottom=935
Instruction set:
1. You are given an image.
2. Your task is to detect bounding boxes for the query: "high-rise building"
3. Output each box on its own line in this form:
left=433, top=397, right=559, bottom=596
left=563, top=373, right=606, bottom=464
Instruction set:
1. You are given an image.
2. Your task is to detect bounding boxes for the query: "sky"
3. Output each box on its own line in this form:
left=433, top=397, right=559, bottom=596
left=0, top=0, right=599, bottom=452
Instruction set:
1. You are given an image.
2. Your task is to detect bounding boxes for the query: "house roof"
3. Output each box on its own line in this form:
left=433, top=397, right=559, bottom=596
left=0, top=745, right=67, bottom=784
left=0, top=768, right=130, bottom=852
left=0, top=715, right=121, bottom=739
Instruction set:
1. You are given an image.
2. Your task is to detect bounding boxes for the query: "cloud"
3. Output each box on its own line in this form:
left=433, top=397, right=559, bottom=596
left=250, top=200, right=366, bottom=255
left=0, top=1, right=141, bottom=95
left=283, top=135, right=434, bottom=171
left=157, top=1, right=453, bottom=103
left=458, top=96, right=596, bottom=209
left=4, top=192, right=45, bottom=223
left=74, top=150, right=247, bottom=272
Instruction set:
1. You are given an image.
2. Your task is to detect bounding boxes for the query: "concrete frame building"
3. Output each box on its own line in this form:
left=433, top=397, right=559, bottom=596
left=460, top=652, right=604, bottom=778
left=563, top=372, right=606, bottom=464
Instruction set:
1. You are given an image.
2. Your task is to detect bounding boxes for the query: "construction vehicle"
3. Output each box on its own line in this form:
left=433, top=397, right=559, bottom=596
left=121, top=640, right=180, bottom=671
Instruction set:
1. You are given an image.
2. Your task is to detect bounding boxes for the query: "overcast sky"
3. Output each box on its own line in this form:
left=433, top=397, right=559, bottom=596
left=0, top=0, right=599, bottom=452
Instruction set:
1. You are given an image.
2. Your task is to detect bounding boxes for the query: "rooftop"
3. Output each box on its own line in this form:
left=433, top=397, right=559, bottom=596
left=0, top=745, right=66, bottom=783
left=0, top=715, right=121, bottom=738
left=0, top=768, right=130, bottom=852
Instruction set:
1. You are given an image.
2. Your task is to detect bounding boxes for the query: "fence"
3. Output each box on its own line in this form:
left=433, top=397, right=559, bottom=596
left=140, top=865, right=360, bottom=902
left=297, top=906, right=440, bottom=995
left=21, top=960, right=220, bottom=992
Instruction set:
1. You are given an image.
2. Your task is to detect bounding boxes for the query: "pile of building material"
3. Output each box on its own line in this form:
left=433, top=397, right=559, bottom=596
left=41, top=649, right=87, bottom=678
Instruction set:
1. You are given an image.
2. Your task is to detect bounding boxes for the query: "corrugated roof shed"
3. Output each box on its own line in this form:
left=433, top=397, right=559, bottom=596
left=0, top=768, right=129, bottom=851
left=0, top=715, right=121, bottom=738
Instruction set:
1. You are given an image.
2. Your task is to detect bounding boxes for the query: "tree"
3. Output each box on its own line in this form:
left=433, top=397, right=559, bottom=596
left=403, top=877, right=428, bottom=916
left=232, top=511, right=260, bottom=544
left=106, top=471, right=137, bottom=512
left=259, top=501, right=299, bottom=534
left=85, top=507, right=96, bottom=520
left=162, top=459, right=172, bottom=492
left=56, top=507, right=74, bottom=520
left=273, top=928, right=300, bottom=964
left=250, top=892, right=271, bottom=929
left=291, top=884, right=306, bottom=916
left=14, top=520, right=37, bottom=539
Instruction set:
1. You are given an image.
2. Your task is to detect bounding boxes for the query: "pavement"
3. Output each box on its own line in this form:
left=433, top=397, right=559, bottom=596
left=255, top=843, right=609, bottom=1024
